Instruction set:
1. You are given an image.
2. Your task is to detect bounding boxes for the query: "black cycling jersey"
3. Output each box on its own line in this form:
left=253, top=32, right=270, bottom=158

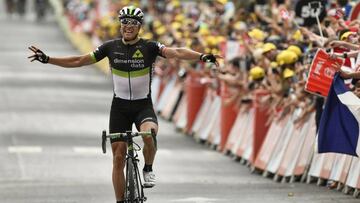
left=91, top=38, right=166, bottom=100
left=90, top=38, right=165, bottom=141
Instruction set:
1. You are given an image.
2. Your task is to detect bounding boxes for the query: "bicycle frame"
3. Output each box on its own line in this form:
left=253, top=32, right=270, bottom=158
left=102, top=129, right=155, bottom=203
left=124, top=131, right=145, bottom=202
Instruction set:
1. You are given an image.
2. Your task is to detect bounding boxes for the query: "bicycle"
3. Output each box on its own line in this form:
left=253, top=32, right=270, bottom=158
left=102, top=129, right=156, bottom=203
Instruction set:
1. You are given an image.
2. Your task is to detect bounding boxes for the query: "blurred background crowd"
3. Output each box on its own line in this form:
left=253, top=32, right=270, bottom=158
left=5, top=0, right=49, bottom=21
left=15, top=0, right=360, bottom=130
left=61, top=0, right=360, bottom=130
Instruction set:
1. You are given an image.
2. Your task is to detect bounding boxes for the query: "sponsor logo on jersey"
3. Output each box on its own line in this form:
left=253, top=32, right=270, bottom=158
left=114, top=58, right=144, bottom=64
left=132, top=49, right=143, bottom=58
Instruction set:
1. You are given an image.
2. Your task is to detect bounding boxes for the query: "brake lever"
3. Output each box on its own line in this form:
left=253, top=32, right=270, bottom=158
left=102, top=130, right=107, bottom=154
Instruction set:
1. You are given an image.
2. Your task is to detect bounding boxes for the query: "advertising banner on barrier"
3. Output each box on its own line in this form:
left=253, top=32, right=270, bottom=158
left=305, top=49, right=344, bottom=97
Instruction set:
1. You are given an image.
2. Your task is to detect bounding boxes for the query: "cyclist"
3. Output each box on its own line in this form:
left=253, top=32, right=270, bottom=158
left=28, top=6, right=221, bottom=203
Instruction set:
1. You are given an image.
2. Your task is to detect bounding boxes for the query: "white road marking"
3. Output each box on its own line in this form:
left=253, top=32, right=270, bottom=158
left=0, top=71, right=106, bottom=84
left=73, top=146, right=102, bottom=154
left=8, top=146, right=42, bottom=153
left=5, top=146, right=174, bottom=158
left=171, top=197, right=220, bottom=202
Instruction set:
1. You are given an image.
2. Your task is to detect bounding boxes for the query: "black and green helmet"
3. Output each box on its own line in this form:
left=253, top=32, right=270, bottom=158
left=118, top=6, right=144, bottom=23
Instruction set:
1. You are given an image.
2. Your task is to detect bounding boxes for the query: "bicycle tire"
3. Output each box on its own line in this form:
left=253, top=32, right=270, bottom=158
left=126, top=159, right=142, bottom=203
left=133, top=161, right=145, bottom=203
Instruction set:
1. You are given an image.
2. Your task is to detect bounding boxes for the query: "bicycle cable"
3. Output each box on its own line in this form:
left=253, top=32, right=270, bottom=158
left=133, top=141, right=142, bottom=151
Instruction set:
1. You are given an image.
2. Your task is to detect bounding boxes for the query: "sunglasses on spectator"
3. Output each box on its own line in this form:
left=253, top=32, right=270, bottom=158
left=120, top=18, right=141, bottom=26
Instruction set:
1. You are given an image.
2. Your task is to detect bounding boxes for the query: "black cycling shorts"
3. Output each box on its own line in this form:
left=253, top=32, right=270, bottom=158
left=109, top=97, right=158, bottom=143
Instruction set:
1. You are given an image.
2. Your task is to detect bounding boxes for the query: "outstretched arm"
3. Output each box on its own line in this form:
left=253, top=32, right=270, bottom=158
left=330, top=40, right=360, bottom=50
left=330, top=50, right=360, bottom=59
left=28, top=46, right=96, bottom=68
left=162, top=47, right=222, bottom=67
left=47, top=54, right=95, bottom=68
left=162, top=47, right=201, bottom=60
left=299, top=27, right=328, bottom=46
left=340, top=69, right=360, bottom=79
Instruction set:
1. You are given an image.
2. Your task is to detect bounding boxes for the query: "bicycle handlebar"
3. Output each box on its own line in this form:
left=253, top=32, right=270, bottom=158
left=101, top=129, right=156, bottom=154
left=106, top=131, right=153, bottom=139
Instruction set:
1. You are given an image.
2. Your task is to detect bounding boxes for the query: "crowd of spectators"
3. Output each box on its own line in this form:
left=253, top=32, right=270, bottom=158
left=61, top=0, right=360, bottom=131
left=5, top=0, right=49, bottom=21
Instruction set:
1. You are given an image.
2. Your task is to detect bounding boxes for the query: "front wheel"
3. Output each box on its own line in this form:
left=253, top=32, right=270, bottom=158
left=125, top=159, right=142, bottom=203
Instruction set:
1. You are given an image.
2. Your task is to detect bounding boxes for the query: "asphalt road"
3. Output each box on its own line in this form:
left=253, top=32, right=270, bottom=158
left=0, top=2, right=358, bottom=203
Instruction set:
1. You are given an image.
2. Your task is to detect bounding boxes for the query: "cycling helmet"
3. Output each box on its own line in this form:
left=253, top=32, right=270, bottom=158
left=118, top=6, right=144, bottom=24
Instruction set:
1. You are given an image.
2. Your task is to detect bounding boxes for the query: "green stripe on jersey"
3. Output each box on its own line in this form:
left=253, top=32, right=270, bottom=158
left=112, top=67, right=150, bottom=78
left=89, top=52, right=97, bottom=63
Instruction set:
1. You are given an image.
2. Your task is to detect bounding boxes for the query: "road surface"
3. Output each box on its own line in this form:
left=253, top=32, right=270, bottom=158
left=0, top=2, right=358, bottom=203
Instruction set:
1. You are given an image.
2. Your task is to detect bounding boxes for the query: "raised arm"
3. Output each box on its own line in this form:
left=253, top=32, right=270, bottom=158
left=162, top=47, right=201, bottom=60
left=162, top=47, right=222, bottom=67
left=299, top=27, right=328, bottom=46
left=330, top=40, right=360, bottom=50
left=28, top=46, right=96, bottom=68
left=340, top=69, right=360, bottom=79
left=331, top=50, right=360, bottom=59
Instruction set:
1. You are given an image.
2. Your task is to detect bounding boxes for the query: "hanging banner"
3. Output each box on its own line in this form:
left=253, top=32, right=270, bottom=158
left=305, top=49, right=344, bottom=97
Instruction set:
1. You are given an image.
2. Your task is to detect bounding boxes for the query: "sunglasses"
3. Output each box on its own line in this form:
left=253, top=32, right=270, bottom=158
left=120, top=18, right=141, bottom=26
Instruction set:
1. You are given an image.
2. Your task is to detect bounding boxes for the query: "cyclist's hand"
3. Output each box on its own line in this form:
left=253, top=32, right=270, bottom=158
left=28, top=46, right=49, bottom=63
left=200, top=53, right=223, bottom=67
